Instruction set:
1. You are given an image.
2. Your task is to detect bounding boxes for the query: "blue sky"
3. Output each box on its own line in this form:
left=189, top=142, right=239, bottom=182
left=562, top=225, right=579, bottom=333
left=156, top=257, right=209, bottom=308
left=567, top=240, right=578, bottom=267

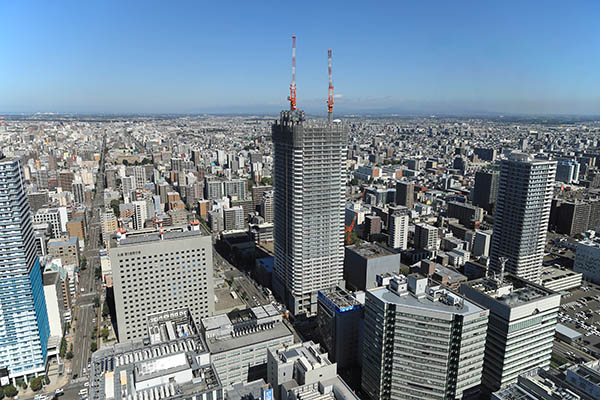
left=1, top=1, right=599, bottom=115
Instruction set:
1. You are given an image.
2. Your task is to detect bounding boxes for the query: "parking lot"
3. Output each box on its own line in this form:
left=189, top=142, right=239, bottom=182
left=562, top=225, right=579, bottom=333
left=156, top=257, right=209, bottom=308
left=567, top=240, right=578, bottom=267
left=559, top=282, right=600, bottom=357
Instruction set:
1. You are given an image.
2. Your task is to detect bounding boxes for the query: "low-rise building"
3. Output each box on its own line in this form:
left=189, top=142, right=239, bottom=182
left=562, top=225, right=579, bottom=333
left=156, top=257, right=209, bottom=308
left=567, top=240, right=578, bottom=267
left=267, top=341, right=359, bottom=400
left=344, top=242, right=400, bottom=291
left=201, top=305, right=294, bottom=386
left=48, top=236, right=80, bottom=267
left=540, top=266, right=582, bottom=292
left=89, top=308, right=223, bottom=400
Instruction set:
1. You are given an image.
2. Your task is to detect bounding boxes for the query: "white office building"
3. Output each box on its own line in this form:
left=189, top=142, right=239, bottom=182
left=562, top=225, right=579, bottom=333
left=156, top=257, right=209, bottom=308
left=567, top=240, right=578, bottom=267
left=460, top=274, right=561, bottom=393
left=111, top=226, right=214, bottom=342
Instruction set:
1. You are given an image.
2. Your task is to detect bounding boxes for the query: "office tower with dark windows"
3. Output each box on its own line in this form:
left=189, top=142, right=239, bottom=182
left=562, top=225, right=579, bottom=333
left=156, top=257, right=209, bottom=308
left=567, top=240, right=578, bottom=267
left=0, top=155, right=50, bottom=382
left=395, top=181, right=414, bottom=208
left=472, top=170, right=499, bottom=213
left=110, top=226, right=214, bottom=342
left=362, top=275, right=488, bottom=400
left=489, top=153, right=556, bottom=282
left=272, top=110, right=346, bottom=316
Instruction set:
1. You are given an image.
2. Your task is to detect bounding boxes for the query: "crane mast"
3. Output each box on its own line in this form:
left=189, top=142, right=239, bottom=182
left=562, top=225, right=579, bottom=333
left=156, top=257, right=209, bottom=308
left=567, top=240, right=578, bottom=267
left=288, top=35, right=297, bottom=111
left=328, top=49, right=334, bottom=122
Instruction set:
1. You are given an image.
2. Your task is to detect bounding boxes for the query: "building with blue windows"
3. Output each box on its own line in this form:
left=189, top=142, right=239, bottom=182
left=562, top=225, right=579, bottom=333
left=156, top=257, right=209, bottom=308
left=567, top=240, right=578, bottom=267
left=0, top=155, right=50, bottom=382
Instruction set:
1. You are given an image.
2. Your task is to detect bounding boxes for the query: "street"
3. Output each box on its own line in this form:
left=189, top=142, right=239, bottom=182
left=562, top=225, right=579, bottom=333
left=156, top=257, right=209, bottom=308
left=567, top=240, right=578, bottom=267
left=68, top=135, right=106, bottom=387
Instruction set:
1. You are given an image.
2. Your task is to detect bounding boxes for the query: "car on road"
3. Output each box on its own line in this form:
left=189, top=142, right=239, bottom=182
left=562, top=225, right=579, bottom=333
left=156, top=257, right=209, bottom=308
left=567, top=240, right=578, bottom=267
left=81, top=287, right=85, bottom=292
left=55, top=388, right=64, bottom=396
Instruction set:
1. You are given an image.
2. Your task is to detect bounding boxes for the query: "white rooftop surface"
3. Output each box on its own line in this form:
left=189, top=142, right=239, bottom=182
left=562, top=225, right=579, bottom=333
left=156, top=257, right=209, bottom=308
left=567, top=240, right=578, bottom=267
left=137, top=352, right=189, bottom=378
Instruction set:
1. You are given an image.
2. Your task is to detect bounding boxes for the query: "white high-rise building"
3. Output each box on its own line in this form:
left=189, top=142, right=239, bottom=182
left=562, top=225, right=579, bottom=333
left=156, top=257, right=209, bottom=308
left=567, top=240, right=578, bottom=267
left=388, top=211, right=409, bottom=250
left=132, top=200, right=148, bottom=230
left=133, top=166, right=147, bottom=189
left=122, top=175, right=136, bottom=201
left=111, top=228, right=214, bottom=341
left=461, top=275, right=560, bottom=393
left=272, top=110, right=346, bottom=316
left=490, top=152, right=556, bottom=282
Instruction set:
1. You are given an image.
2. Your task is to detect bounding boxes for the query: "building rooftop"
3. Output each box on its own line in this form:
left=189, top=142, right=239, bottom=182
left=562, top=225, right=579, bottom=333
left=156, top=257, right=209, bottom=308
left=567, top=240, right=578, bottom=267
left=48, top=236, right=78, bottom=247
left=42, top=271, right=59, bottom=286
left=318, top=287, right=362, bottom=313
left=89, top=308, right=219, bottom=400
left=541, top=266, right=582, bottom=285
left=464, top=275, right=557, bottom=307
left=114, top=226, right=205, bottom=247
left=371, top=276, right=483, bottom=316
left=271, top=341, right=333, bottom=369
left=346, top=242, right=395, bottom=259
left=202, top=304, right=292, bottom=354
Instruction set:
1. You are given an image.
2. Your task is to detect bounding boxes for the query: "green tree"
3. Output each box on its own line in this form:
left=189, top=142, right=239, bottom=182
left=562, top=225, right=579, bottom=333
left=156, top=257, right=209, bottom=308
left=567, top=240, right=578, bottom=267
left=348, top=231, right=362, bottom=245
left=94, top=296, right=100, bottom=308
left=122, top=159, right=129, bottom=166
left=3, top=385, right=17, bottom=398
left=90, top=342, right=98, bottom=352
left=29, top=377, right=42, bottom=392
left=59, top=337, right=67, bottom=358
left=110, top=199, right=120, bottom=216
left=80, top=257, right=87, bottom=271
left=66, top=350, right=74, bottom=360
left=20, top=381, right=27, bottom=390
left=43, top=376, right=50, bottom=385
left=260, top=177, right=273, bottom=186
left=100, top=327, right=109, bottom=340
left=95, top=267, right=101, bottom=279
left=102, top=302, right=110, bottom=318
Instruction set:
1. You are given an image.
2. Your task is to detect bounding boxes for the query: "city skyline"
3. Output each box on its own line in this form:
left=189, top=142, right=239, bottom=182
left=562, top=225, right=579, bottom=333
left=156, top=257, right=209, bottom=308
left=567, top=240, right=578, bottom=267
left=2, top=1, right=599, bottom=115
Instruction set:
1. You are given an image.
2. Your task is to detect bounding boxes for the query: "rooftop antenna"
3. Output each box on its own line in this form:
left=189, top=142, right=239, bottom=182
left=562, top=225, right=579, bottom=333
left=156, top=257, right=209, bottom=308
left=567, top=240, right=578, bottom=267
left=499, top=257, right=508, bottom=282
left=327, top=49, right=334, bottom=122
left=288, top=35, right=297, bottom=111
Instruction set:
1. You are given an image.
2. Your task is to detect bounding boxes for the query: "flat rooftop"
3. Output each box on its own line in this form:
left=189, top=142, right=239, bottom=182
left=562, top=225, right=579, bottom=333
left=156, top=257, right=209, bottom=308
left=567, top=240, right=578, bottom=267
left=370, top=285, right=483, bottom=316
left=116, top=227, right=205, bottom=246
left=346, top=242, right=395, bottom=259
left=541, top=266, right=582, bottom=283
left=464, top=275, right=557, bottom=307
left=205, top=321, right=292, bottom=354
left=318, top=287, right=361, bottom=312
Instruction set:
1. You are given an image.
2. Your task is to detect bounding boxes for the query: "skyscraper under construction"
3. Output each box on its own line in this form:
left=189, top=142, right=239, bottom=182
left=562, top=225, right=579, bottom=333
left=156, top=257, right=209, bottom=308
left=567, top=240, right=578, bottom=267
left=272, top=37, right=346, bottom=315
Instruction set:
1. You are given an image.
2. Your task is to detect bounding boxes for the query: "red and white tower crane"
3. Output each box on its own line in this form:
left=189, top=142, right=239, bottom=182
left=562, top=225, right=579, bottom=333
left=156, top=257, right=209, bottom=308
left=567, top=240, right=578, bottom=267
left=287, top=35, right=297, bottom=111
left=327, top=49, right=334, bottom=122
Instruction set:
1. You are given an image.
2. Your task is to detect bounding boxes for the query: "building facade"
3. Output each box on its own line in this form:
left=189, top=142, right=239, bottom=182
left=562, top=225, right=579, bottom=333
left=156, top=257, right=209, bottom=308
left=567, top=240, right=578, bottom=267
left=388, top=211, right=409, bottom=250
left=111, top=228, right=214, bottom=342
left=272, top=110, right=346, bottom=316
left=489, top=153, right=556, bottom=282
left=460, top=275, right=560, bottom=393
left=361, top=275, right=488, bottom=400
left=0, top=156, right=50, bottom=381
left=472, top=170, right=499, bottom=214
